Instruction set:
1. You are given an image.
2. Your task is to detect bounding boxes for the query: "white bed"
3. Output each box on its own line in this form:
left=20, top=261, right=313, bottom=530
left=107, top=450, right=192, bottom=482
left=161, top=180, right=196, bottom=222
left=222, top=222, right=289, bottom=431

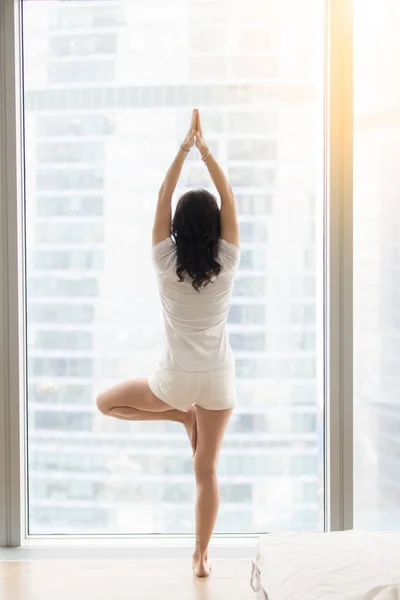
left=251, top=530, right=400, bottom=600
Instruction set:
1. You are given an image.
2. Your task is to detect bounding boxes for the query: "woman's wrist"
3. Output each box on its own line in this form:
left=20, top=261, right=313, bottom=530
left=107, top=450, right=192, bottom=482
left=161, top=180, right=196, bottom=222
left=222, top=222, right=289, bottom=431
left=180, top=143, right=190, bottom=154
left=199, top=144, right=209, bottom=158
left=200, top=147, right=214, bottom=166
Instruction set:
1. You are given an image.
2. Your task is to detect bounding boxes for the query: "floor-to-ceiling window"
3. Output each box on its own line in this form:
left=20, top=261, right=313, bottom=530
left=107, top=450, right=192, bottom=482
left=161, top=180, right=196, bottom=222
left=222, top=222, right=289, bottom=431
left=23, top=0, right=325, bottom=535
left=353, top=0, right=400, bottom=529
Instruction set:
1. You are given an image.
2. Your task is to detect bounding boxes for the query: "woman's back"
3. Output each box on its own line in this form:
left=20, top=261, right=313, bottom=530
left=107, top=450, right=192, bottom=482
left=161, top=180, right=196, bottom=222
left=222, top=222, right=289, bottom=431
left=153, top=237, right=240, bottom=371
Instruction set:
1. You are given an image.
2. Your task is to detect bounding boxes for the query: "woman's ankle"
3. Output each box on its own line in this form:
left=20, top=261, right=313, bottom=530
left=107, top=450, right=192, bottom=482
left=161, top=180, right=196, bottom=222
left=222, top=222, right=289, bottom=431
left=193, top=547, right=208, bottom=561
left=192, top=550, right=211, bottom=577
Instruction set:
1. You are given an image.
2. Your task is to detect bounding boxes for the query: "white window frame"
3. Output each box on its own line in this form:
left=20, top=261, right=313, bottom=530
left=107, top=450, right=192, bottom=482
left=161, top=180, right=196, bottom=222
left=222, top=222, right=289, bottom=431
left=325, top=0, right=353, bottom=531
left=0, top=0, right=353, bottom=547
left=0, top=0, right=26, bottom=548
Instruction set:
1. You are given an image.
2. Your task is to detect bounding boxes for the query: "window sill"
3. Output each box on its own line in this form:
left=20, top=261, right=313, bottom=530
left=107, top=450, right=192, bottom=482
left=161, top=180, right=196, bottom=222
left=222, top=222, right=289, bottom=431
left=0, top=536, right=257, bottom=560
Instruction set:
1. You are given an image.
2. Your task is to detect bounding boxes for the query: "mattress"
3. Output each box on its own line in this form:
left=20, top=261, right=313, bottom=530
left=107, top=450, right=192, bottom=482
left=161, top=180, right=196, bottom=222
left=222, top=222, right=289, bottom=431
left=251, top=530, right=400, bottom=600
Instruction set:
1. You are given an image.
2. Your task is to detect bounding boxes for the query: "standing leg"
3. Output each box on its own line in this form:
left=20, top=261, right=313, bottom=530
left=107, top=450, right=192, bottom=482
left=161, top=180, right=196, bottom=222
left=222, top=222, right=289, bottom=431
left=193, top=406, right=233, bottom=577
left=96, top=379, right=197, bottom=454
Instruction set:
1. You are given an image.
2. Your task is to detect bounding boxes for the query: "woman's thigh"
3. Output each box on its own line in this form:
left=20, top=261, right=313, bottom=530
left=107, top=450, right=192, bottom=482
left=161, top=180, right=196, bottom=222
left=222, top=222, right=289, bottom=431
left=96, top=378, right=173, bottom=413
left=194, top=406, right=233, bottom=473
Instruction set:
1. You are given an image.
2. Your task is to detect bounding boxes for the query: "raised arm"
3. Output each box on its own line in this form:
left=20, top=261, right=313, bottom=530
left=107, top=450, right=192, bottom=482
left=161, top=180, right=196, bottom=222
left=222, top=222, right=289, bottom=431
left=195, top=109, right=240, bottom=247
left=152, top=110, right=197, bottom=245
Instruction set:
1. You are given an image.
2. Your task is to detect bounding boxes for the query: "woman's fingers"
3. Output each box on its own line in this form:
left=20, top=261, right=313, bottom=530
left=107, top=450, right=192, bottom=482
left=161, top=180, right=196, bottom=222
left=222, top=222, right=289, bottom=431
left=184, top=111, right=196, bottom=144
left=187, top=108, right=205, bottom=149
left=190, top=108, right=197, bottom=130
left=196, top=109, right=203, bottom=135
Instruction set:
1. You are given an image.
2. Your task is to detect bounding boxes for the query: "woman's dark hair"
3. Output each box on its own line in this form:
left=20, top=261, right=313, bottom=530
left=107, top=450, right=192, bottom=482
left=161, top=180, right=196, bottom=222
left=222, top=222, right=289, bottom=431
left=171, top=189, right=221, bottom=291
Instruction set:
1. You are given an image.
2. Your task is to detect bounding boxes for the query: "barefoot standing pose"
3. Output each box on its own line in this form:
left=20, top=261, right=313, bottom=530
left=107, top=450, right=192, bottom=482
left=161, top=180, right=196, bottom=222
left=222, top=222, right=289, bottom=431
left=96, top=109, right=240, bottom=577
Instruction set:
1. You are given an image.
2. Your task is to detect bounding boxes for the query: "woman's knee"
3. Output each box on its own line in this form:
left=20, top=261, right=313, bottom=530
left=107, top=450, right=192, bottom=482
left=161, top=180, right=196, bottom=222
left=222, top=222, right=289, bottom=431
left=194, top=455, right=217, bottom=483
left=96, top=391, right=111, bottom=415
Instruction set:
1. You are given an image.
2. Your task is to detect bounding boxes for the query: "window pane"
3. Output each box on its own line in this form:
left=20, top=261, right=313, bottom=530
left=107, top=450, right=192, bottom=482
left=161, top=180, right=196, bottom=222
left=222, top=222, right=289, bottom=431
left=24, top=0, right=325, bottom=535
left=354, top=0, right=400, bottom=529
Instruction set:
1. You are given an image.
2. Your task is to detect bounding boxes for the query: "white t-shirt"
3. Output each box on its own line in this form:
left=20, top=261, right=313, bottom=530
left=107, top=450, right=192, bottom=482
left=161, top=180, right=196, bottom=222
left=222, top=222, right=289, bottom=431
left=152, top=237, right=240, bottom=372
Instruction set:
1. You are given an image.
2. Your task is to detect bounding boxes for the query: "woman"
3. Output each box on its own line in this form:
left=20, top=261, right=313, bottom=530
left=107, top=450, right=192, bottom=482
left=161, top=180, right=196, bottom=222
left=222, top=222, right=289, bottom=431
left=96, top=109, right=240, bottom=577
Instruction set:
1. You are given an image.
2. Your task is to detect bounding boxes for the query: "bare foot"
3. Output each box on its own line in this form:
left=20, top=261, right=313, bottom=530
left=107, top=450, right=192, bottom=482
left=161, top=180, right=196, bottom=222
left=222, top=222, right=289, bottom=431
left=193, top=552, right=211, bottom=578
left=184, top=406, right=197, bottom=456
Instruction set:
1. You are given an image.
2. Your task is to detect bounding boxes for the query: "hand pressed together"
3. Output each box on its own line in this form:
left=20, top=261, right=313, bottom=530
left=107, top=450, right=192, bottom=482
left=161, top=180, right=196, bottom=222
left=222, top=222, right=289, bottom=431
left=181, top=108, right=209, bottom=157
left=194, top=108, right=209, bottom=157
left=181, top=109, right=197, bottom=152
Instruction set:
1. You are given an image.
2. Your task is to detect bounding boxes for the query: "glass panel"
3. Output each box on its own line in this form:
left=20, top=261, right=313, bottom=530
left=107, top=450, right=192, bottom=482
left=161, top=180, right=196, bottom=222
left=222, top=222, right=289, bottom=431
left=23, top=0, right=325, bottom=534
left=354, top=0, right=400, bottom=529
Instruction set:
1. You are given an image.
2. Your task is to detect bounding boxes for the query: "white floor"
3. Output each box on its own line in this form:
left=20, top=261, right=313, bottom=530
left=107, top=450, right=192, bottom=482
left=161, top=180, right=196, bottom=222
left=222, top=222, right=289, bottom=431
left=0, top=557, right=257, bottom=600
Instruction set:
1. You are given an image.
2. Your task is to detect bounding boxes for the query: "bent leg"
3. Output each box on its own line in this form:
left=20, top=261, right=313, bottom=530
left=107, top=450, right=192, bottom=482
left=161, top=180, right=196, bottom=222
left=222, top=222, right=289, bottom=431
left=97, top=378, right=173, bottom=414
left=96, top=379, right=197, bottom=454
left=193, top=406, right=233, bottom=577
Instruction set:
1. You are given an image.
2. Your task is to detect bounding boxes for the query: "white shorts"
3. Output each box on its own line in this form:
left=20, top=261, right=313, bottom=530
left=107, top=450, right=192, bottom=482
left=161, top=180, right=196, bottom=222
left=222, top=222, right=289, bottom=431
left=148, top=365, right=237, bottom=412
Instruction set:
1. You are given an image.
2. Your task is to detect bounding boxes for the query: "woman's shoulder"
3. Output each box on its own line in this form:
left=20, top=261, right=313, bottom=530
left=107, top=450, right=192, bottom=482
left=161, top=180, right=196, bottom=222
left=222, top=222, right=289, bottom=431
left=152, top=237, right=176, bottom=274
left=218, top=238, right=240, bottom=272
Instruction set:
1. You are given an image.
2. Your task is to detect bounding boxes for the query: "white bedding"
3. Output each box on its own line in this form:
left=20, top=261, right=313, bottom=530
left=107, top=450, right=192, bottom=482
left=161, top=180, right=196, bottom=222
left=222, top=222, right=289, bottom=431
left=251, top=530, right=400, bottom=600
